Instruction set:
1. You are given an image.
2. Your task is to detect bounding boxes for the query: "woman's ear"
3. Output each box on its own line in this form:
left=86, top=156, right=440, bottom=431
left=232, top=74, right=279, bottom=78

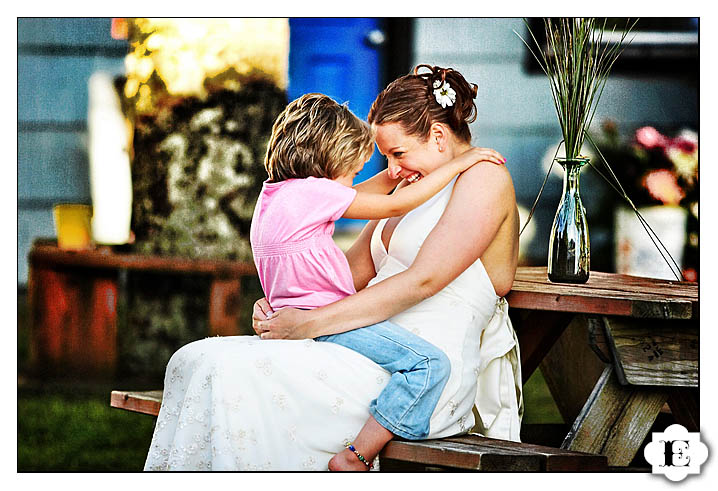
left=429, top=122, right=448, bottom=152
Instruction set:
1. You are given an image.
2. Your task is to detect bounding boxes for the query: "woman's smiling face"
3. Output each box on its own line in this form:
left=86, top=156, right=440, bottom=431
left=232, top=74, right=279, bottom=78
left=373, top=123, right=448, bottom=182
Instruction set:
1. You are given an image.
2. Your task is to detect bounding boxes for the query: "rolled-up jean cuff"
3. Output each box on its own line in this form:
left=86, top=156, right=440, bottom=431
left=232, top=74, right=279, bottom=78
left=369, top=405, right=429, bottom=440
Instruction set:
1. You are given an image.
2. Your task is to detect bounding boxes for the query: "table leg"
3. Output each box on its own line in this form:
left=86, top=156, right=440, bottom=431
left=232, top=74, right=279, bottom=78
left=539, top=315, right=607, bottom=424
left=29, top=264, right=118, bottom=377
left=512, top=309, right=575, bottom=384
left=667, top=387, right=700, bottom=432
left=561, top=366, right=668, bottom=466
left=209, top=277, right=242, bottom=337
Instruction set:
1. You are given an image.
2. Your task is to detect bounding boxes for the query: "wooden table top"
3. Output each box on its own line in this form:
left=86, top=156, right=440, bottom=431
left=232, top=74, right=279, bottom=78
left=506, top=267, right=698, bottom=320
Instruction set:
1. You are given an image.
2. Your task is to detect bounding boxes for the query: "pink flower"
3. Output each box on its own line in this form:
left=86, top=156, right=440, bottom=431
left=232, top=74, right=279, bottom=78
left=671, top=136, right=697, bottom=153
left=683, top=268, right=697, bottom=282
left=666, top=130, right=698, bottom=182
left=641, top=169, right=685, bottom=206
left=635, top=126, right=668, bottom=150
left=670, top=130, right=698, bottom=153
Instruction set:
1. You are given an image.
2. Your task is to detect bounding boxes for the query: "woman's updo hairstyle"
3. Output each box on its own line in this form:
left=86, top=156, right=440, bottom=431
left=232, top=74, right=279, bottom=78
left=368, top=65, right=478, bottom=143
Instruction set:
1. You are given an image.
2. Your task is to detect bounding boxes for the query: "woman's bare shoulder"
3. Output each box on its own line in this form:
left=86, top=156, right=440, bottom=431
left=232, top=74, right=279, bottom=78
left=453, top=161, right=516, bottom=204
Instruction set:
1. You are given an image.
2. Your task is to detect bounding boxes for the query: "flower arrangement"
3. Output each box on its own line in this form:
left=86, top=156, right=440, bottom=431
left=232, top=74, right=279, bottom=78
left=595, top=121, right=699, bottom=281
left=595, top=121, right=698, bottom=210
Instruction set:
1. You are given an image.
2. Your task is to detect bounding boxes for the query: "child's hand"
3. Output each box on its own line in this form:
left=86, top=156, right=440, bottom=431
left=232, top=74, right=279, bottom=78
left=457, top=147, right=506, bottom=171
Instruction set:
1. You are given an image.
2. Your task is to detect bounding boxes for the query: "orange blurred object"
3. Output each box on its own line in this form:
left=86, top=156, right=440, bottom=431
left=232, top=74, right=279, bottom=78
left=111, top=18, right=128, bottom=40
left=53, top=204, right=93, bottom=250
left=642, top=169, right=685, bottom=206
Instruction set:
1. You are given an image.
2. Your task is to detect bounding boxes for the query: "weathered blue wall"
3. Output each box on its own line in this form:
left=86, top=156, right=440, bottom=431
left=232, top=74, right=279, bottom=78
left=18, top=18, right=126, bottom=283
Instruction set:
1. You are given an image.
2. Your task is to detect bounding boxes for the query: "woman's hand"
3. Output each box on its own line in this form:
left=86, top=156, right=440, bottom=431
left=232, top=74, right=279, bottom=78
left=251, top=297, right=274, bottom=335
left=256, top=307, right=314, bottom=340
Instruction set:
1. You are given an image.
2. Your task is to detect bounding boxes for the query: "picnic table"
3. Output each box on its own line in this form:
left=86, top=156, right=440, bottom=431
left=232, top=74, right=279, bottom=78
left=506, top=267, right=698, bottom=467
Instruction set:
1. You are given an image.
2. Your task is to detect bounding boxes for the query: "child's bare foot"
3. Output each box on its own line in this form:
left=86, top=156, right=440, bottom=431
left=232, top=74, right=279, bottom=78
left=328, top=448, right=371, bottom=471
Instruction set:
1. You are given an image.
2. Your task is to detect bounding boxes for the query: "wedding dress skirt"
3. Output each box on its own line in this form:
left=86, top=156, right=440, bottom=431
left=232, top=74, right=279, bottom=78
left=145, top=178, right=522, bottom=471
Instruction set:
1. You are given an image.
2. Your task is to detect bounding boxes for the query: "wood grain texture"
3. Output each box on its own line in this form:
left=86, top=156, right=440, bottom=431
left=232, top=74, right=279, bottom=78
left=667, top=387, right=700, bottom=432
left=381, top=438, right=541, bottom=471
left=508, top=267, right=698, bottom=320
left=445, top=435, right=607, bottom=471
left=30, top=239, right=257, bottom=277
left=514, top=267, right=698, bottom=298
left=208, top=278, right=243, bottom=336
left=539, top=315, right=607, bottom=424
left=29, top=265, right=118, bottom=377
left=603, top=317, right=698, bottom=387
left=562, top=367, right=668, bottom=466
left=512, top=309, right=575, bottom=383
left=110, top=390, right=163, bottom=416
left=381, top=435, right=606, bottom=472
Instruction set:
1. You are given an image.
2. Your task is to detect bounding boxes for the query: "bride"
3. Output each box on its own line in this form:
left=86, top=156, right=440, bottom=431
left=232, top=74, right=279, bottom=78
left=144, top=65, right=523, bottom=471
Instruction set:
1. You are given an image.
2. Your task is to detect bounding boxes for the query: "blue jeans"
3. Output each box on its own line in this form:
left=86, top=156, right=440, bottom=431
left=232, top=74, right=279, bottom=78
left=316, top=320, right=450, bottom=440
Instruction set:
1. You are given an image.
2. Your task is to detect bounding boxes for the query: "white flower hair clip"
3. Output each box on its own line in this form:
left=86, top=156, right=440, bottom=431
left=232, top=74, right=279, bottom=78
left=433, top=80, right=456, bottom=108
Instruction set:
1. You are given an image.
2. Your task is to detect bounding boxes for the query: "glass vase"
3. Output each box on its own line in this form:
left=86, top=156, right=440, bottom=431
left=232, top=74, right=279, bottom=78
left=547, top=157, right=590, bottom=283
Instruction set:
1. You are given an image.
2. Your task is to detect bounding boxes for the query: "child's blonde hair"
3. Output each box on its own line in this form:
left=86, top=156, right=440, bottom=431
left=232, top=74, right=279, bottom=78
left=264, top=93, right=375, bottom=181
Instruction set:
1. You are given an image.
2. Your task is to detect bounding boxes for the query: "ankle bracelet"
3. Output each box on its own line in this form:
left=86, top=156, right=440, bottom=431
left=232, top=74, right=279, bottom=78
left=346, top=443, right=373, bottom=469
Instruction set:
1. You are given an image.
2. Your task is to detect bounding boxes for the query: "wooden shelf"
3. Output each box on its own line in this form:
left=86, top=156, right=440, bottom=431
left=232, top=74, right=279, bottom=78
left=29, top=239, right=256, bottom=277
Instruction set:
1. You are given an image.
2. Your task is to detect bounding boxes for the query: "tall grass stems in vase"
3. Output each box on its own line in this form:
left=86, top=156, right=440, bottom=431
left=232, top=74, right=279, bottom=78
left=515, top=18, right=658, bottom=282
left=522, top=18, right=634, bottom=160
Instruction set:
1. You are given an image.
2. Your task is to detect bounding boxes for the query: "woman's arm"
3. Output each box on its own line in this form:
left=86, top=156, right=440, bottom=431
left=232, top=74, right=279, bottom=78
left=258, top=163, right=515, bottom=340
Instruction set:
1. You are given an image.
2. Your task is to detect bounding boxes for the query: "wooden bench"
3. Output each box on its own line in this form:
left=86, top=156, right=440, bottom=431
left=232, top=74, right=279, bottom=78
left=110, top=389, right=606, bottom=471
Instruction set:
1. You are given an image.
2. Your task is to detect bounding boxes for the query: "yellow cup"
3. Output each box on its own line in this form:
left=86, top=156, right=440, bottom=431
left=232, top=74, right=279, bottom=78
left=53, top=204, right=93, bottom=250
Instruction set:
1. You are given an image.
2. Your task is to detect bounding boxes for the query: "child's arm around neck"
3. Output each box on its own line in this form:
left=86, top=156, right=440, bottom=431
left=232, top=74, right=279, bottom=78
left=342, top=147, right=491, bottom=220
left=351, top=168, right=402, bottom=195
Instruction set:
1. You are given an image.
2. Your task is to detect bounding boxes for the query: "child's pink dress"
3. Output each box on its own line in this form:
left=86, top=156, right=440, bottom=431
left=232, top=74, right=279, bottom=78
left=250, top=176, right=358, bottom=310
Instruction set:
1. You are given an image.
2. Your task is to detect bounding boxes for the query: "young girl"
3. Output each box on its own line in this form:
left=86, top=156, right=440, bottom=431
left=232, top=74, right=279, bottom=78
left=250, top=93, right=503, bottom=470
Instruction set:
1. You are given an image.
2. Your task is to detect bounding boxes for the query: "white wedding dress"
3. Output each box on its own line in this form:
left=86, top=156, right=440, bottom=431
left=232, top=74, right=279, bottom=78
left=144, top=178, right=523, bottom=471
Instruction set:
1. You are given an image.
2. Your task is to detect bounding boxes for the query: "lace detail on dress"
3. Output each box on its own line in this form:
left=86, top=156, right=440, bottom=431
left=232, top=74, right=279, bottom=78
left=254, top=357, right=273, bottom=375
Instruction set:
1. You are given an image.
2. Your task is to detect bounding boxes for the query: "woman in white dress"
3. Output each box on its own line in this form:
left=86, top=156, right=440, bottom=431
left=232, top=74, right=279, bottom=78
left=144, top=65, right=523, bottom=471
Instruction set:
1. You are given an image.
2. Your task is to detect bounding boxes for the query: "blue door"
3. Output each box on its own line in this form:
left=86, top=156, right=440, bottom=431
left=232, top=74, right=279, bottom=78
left=289, top=18, right=385, bottom=231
